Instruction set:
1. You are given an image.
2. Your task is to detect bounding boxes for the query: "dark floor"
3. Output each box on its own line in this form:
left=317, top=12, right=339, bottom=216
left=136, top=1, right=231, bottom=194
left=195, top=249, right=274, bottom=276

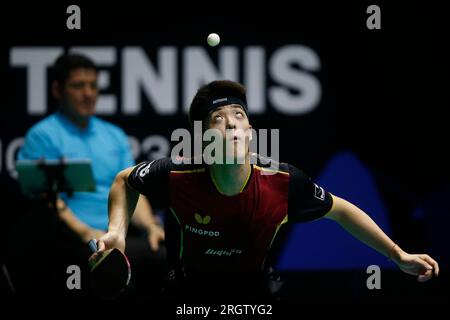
left=280, top=270, right=449, bottom=301
left=2, top=268, right=448, bottom=300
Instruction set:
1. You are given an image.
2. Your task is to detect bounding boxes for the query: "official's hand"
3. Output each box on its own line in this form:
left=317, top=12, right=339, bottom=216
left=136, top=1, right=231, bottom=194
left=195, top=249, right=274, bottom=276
left=147, top=224, right=165, bottom=251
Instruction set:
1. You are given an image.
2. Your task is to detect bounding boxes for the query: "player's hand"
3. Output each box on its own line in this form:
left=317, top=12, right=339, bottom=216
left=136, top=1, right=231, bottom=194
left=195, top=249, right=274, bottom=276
left=147, top=224, right=165, bottom=251
left=393, top=250, right=439, bottom=282
left=96, top=230, right=126, bottom=254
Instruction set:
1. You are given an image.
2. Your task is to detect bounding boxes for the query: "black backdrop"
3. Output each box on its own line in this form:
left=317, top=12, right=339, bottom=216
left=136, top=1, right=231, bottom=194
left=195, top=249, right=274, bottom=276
left=1, top=1, right=449, bottom=301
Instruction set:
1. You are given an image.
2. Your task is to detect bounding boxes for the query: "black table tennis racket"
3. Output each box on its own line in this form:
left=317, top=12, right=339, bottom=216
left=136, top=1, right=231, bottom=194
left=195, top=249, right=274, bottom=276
left=88, top=239, right=131, bottom=299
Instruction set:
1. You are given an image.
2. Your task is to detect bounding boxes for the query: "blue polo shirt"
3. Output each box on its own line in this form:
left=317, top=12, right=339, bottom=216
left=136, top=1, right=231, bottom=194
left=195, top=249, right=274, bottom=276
left=18, top=111, right=135, bottom=230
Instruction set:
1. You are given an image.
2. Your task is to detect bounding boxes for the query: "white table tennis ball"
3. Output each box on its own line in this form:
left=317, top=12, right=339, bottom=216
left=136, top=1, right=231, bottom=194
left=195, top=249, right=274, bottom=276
left=207, top=33, right=220, bottom=47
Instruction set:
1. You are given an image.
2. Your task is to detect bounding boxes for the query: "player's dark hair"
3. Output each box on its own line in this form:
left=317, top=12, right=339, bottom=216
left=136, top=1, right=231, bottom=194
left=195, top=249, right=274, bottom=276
left=188, top=80, right=248, bottom=129
left=51, top=53, right=97, bottom=85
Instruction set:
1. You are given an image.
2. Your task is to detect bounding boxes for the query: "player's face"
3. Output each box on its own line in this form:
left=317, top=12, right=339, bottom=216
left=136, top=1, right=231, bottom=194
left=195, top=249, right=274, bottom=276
left=207, top=104, right=252, bottom=162
left=58, top=68, right=98, bottom=118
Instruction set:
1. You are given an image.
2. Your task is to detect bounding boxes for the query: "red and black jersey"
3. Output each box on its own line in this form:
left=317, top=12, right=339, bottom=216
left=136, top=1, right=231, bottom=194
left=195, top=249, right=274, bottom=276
left=128, top=154, right=333, bottom=277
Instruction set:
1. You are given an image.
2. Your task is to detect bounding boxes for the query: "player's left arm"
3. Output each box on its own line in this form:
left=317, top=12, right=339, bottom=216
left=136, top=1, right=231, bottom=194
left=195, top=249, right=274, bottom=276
left=324, top=194, right=439, bottom=282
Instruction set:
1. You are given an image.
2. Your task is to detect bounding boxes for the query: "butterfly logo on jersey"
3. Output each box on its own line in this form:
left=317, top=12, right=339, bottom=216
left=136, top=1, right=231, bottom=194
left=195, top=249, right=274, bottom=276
left=194, top=213, right=211, bottom=225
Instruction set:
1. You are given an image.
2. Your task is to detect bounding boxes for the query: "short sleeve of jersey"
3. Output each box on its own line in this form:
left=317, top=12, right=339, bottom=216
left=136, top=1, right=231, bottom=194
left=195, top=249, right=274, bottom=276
left=287, top=164, right=333, bottom=223
left=127, top=157, right=173, bottom=209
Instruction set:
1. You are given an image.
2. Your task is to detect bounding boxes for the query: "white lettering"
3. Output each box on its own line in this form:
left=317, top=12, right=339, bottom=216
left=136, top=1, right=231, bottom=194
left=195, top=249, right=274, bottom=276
left=123, top=47, right=176, bottom=115
left=10, top=46, right=322, bottom=116
left=245, top=47, right=265, bottom=114
left=269, top=45, right=321, bottom=115
left=10, top=47, right=63, bottom=115
left=185, top=225, right=220, bottom=237
left=183, top=47, right=238, bottom=112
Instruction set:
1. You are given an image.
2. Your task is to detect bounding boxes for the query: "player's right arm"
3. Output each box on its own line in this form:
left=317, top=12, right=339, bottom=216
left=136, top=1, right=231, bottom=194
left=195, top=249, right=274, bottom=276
left=97, top=158, right=172, bottom=253
left=97, top=166, right=138, bottom=253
